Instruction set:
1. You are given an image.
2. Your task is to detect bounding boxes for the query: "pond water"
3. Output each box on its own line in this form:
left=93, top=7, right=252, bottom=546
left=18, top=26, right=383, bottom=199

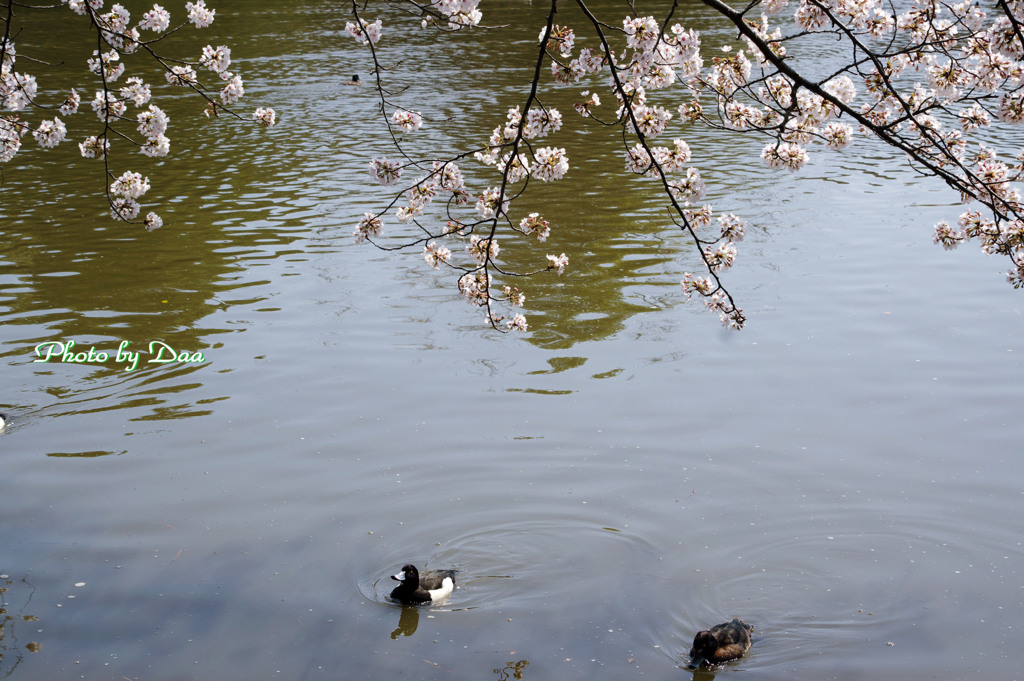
left=2, top=2, right=1023, bottom=680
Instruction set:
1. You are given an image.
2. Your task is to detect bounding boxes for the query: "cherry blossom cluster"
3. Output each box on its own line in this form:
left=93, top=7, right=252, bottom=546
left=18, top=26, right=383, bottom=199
left=421, top=0, right=483, bottom=29
left=345, top=18, right=383, bottom=45
left=1, top=1, right=275, bottom=229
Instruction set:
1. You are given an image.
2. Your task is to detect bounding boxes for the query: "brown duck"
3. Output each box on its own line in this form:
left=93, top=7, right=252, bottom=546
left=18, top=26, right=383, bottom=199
left=689, top=618, right=753, bottom=666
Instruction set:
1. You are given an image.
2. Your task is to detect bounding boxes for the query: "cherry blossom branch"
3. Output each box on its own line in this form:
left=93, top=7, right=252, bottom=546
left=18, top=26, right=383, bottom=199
left=350, top=0, right=571, bottom=332
left=577, top=0, right=745, bottom=328
left=1, top=1, right=276, bottom=231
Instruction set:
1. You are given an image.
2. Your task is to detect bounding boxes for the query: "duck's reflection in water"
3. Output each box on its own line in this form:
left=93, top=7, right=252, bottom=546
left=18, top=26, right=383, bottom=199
left=390, top=605, right=420, bottom=639
left=689, top=668, right=717, bottom=681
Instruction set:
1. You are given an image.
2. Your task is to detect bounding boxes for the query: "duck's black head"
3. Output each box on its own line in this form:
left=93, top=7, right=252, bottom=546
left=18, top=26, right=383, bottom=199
left=690, top=630, right=717, bottom=657
left=392, top=564, right=418, bottom=583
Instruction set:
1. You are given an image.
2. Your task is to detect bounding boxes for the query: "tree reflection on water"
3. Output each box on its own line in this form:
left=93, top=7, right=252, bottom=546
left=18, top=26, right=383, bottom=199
left=0, top=574, right=40, bottom=679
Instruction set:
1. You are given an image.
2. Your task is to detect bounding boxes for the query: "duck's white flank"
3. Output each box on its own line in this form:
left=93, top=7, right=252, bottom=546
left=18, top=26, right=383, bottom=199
left=427, top=576, right=455, bottom=601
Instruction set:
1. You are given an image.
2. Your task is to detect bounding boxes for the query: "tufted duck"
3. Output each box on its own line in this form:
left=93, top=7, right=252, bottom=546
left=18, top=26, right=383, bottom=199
left=689, top=618, right=753, bottom=666
left=389, top=564, right=456, bottom=604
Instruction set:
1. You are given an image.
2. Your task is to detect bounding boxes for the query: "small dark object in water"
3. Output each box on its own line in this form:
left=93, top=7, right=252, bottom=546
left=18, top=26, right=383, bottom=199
left=389, top=564, right=456, bottom=604
left=689, top=618, right=753, bottom=666
left=342, top=74, right=361, bottom=86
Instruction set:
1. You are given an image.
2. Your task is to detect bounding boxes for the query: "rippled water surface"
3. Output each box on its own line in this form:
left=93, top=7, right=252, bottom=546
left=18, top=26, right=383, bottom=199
left=2, top=2, right=1023, bottom=680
